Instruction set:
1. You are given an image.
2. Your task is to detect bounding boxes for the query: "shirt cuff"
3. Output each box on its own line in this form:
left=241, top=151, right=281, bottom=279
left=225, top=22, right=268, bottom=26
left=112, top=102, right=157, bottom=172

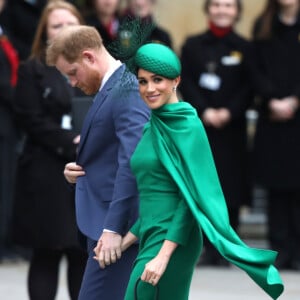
left=103, top=229, right=117, bottom=233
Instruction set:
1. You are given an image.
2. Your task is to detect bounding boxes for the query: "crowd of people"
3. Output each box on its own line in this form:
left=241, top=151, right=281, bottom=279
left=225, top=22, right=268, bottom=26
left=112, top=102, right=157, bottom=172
left=0, top=0, right=299, bottom=299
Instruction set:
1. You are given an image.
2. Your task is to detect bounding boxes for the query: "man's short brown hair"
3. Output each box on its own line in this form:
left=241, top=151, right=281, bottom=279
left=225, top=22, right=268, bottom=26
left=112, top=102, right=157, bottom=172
left=46, top=25, right=103, bottom=66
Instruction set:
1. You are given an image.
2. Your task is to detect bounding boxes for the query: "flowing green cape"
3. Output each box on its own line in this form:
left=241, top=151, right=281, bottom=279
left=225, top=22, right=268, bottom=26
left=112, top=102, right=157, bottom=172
left=150, top=101, right=284, bottom=299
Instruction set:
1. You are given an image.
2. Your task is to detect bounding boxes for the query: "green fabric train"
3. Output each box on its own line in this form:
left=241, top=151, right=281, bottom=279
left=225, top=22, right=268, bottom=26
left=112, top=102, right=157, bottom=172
left=150, top=101, right=284, bottom=299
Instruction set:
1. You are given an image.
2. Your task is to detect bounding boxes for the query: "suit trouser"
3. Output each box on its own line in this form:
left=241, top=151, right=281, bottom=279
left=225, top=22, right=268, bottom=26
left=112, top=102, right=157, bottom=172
left=79, top=237, right=138, bottom=300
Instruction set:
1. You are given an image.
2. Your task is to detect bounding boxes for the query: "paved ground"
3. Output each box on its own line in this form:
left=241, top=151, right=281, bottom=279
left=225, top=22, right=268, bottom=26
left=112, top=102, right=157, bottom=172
left=0, top=258, right=299, bottom=300
left=1, top=207, right=298, bottom=299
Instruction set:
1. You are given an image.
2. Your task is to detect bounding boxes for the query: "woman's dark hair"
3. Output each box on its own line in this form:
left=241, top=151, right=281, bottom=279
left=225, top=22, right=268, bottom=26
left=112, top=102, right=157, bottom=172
left=203, top=0, right=243, bottom=21
left=254, top=0, right=300, bottom=40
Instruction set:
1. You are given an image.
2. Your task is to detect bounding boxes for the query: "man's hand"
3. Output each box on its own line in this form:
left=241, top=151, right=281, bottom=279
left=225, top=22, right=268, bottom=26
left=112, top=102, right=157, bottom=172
left=73, top=135, right=81, bottom=144
left=63, top=162, right=85, bottom=184
left=93, top=232, right=122, bottom=269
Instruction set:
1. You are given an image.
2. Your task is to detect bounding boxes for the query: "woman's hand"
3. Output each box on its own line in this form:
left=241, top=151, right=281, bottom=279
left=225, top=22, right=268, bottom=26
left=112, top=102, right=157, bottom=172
left=269, top=97, right=298, bottom=121
left=202, top=108, right=231, bottom=128
left=93, top=231, right=138, bottom=268
left=141, top=253, right=169, bottom=286
left=141, top=240, right=178, bottom=286
left=63, top=162, right=85, bottom=184
left=121, top=232, right=138, bottom=252
left=93, top=232, right=122, bottom=269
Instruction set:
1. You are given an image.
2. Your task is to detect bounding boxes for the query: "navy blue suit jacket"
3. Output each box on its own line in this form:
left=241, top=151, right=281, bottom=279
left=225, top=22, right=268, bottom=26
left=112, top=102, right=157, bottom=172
left=75, top=65, right=149, bottom=241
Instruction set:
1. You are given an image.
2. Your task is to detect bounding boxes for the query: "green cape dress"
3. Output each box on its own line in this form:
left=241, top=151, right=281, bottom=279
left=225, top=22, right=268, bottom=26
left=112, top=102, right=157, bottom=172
left=144, top=101, right=284, bottom=299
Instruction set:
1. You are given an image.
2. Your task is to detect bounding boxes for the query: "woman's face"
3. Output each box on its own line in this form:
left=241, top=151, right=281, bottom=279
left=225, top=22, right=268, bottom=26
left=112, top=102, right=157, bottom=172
left=137, top=69, right=179, bottom=109
left=94, top=0, right=119, bottom=15
left=129, top=0, right=153, bottom=18
left=277, top=0, right=299, bottom=7
left=0, top=0, right=5, bottom=14
left=207, top=0, right=239, bottom=28
left=46, top=8, right=80, bottom=42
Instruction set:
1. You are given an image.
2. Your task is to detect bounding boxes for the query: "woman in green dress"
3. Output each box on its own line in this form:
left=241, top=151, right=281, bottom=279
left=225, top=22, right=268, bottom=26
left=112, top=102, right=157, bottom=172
left=95, top=43, right=284, bottom=299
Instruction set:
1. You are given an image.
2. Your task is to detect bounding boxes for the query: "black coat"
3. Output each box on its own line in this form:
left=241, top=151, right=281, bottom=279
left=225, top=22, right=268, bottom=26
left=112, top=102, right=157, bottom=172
left=0, top=31, right=16, bottom=137
left=118, top=14, right=173, bottom=49
left=251, top=15, right=300, bottom=189
left=85, top=13, right=120, bottom=49
left=0, top=0, right=80, bottom=61
left=0, top=0, right=47, bottom=60
left=0, top=29, right=19, bottom=246
left=180, top=31, right=253, bottom=207
left=12, top=58, right=81, bottom=248
left=149, top=25, right=172, bottom=48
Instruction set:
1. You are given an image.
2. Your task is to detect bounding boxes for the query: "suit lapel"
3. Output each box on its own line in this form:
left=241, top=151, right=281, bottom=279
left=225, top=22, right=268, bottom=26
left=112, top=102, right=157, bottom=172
left=77, top=65, right=125, bottom=157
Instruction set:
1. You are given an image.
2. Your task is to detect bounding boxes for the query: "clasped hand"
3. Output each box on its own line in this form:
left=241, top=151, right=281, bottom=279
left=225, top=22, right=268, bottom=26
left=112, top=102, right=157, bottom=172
left=93, top=232, right=168, bottom=286
left=93, top=232, right=122, bottom=269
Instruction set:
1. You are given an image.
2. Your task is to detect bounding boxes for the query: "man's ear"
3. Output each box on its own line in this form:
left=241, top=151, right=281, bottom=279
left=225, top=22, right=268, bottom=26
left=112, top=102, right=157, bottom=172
left=82, top=50, right=95, bottom=64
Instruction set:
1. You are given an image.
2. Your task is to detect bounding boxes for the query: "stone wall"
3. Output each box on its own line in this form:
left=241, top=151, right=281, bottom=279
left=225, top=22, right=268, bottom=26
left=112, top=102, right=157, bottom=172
left=151, top=0, right=267, bottom=53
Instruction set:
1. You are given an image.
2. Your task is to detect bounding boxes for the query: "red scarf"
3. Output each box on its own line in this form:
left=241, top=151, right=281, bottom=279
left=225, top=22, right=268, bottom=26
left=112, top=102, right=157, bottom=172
left=209, top=21, right=232, bottom=38
left=0, top=35, right=19, bottom=87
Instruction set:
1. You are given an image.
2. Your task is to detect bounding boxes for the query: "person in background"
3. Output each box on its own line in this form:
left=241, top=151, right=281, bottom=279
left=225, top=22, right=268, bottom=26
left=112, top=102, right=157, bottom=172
left=0, top=0, right=48, bottom=61
left=46, top=25, right=149, bottom=300
left=12, top=2, right=87, bottom=299
left=0, top=0, right=19, bottom=262
left=121, top=0, right=173, bottom=48
left=180, top=0, right=252, bottom=266
left=251, top=0, right=300, bottom=270
left=96, top=42, right=284, bottom=300
left=83, top=0, right=121, bottom=48
left=0, top=0, right=83, bottom=61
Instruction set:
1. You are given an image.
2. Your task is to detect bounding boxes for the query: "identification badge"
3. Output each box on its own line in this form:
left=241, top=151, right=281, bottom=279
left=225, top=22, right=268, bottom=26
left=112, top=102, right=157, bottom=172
left=221, top=51, right=242, bottom=66
left=61, top=114, right=72, bottom=130
left=199, top=73, right=221, bottom=91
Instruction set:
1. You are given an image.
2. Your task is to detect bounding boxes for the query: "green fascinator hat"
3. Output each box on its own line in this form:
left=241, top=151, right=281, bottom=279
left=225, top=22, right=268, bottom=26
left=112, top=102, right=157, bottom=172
left=134, top=43, right=181, bottom=79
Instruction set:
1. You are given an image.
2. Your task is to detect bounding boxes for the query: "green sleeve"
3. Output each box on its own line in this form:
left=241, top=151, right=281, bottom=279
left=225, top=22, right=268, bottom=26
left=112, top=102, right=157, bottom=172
left=151, top=102, right=284, bottom=300
left=165, top=193, right=197, bottom=246
left=129, top=218, right=141, bottom=238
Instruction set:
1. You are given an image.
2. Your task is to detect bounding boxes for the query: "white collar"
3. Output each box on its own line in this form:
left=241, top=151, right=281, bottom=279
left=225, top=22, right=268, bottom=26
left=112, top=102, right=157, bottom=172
left=99, top=60, right=122, bottom=91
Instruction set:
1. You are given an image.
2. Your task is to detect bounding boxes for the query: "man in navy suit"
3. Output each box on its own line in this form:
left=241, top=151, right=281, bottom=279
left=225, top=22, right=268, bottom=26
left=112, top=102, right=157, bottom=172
left=46, top=25, right=149, bottom=300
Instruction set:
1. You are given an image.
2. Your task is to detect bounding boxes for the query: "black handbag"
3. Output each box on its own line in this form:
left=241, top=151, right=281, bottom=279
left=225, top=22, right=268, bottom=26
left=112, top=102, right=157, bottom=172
left=134, top=278, right=159, bottom=300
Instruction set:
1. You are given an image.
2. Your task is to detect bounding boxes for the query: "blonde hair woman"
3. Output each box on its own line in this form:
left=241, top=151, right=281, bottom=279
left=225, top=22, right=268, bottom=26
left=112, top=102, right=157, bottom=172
left=12, top=2, right=87, bottom=299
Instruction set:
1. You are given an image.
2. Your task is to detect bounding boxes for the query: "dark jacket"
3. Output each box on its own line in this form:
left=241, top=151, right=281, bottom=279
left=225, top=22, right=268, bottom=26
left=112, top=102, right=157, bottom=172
left=251, top=15, right=300, bottom=189
left=12, top=58, right=81, bottom=248
left=74, top=65, right=150, bottom=240
left=0, top=30, right=18, bottom=137
left=0, top=0, right=47, bottom=60
left=180, top=30, right=253, bottom=207
left=119, top=13, right=173, bottom=48
left=85, top=13, right=120, bottom=49
left=0, top=28, right=19, bottom=245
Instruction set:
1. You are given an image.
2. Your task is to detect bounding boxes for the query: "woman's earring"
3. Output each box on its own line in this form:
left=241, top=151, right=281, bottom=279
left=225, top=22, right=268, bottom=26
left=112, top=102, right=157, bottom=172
left=172, top=86, right=177, bottom=92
